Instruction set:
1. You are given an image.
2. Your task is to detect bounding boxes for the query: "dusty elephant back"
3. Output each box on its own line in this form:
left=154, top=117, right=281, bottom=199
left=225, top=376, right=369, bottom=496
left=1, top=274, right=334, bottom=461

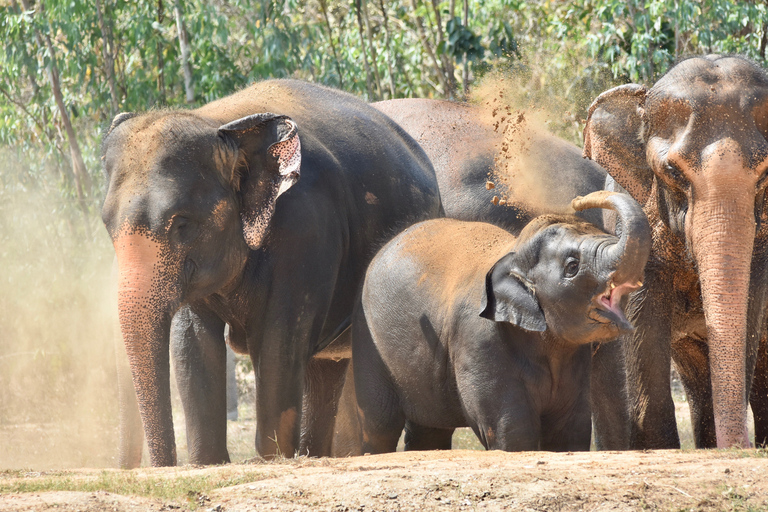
left=364, top=218, right=515, bottom=321
left=374, top=98, right=607, bottom=232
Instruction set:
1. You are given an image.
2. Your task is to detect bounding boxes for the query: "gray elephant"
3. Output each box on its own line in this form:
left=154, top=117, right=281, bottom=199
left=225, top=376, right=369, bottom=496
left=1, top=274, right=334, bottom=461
left=327, top=98, right=631, bottom=453
left=583, top=55, right=768, bottom=448
left=373, top=98, right=608, bottom=230
left=352, top=191, right=651, bottom=453
left=101, top=79, right=441, bottom=467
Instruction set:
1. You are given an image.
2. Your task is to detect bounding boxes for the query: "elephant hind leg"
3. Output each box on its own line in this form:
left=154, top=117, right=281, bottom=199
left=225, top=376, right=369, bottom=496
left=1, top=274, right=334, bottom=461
left=300, top=356, right=350, bottom=457
left=750, top=333, right=768, bottom=447
left=672, top=336, right=717, bottom=448
left=352, top=307, right=405, bottom=455
left=404, top=422, right=454, bottom=451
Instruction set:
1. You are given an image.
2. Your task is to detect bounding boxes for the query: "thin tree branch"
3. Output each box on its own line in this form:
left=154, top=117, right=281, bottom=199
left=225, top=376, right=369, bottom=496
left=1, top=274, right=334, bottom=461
left=173, top=0, right=194, bottom=103
left=319, top=0, right=344, bottom=89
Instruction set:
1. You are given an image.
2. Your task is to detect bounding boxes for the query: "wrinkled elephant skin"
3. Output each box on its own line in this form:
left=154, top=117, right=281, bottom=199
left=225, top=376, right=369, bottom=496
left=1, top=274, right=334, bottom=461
left=101, top=79, right=442, bottom=467
left=340, top=99, right=629, bottom=452
left=583, top=55, right=768, bottom=449
left=353, top=191, right=650, bottom=453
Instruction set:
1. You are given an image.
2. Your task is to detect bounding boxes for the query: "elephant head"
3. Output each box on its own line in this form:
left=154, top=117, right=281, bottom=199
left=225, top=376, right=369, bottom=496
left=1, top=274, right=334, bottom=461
left=583, top=55, right=768, bottom=448
left=481, top=191, right=651, bottom=344
left=101, top=111, right=301, bottom=466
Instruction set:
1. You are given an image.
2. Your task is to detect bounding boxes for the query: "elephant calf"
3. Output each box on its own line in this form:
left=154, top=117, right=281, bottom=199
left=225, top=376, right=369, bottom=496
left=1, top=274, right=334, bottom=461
left=352, top=191, right=651, bottom=452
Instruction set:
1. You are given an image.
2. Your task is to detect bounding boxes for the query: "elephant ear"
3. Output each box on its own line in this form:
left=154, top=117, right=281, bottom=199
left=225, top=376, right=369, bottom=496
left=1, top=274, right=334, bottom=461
left=218, top=113, right=301, bottom=250
left=583, top=84, right=653, bottom=205
left=479, top=252, right=546, bottom=332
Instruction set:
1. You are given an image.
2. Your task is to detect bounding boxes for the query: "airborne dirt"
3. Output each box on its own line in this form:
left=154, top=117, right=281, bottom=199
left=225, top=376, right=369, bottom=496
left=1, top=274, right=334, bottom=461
left=1, top=449, right=767, bottom=511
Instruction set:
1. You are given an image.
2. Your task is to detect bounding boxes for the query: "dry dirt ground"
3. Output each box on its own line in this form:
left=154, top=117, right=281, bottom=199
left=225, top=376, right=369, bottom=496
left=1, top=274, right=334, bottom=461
left=1, top=449, right=767, bottom=511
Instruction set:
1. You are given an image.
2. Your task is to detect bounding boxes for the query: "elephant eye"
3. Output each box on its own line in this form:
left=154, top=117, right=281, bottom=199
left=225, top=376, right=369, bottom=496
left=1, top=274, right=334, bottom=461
left=170, top=214, right=198, bottom=243
left=665, top=162, right=688, bottom=188
left=563, top=256, right=580, bottom=278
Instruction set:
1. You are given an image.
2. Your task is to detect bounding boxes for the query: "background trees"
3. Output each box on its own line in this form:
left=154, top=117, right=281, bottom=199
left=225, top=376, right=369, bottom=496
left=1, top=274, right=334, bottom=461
left=0, top=0, right=765, bottom=467
left=2, top=0, right=766, bottom=220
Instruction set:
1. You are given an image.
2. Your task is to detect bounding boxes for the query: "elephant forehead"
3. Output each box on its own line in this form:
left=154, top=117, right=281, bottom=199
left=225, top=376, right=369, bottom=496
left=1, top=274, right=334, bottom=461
left=655, top=56, right=768, bottom=91
left=107, top=113, right=221, bottom=186
left=650, top=58, right=768, bottom=112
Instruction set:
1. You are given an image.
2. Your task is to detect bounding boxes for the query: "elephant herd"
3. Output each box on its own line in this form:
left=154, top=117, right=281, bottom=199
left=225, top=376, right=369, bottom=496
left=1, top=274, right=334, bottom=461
left=101, top=54, right=768, bottom=468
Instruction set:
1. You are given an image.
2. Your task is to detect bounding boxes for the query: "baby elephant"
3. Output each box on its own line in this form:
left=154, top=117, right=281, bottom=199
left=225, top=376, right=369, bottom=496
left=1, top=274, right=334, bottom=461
left=352, top=191, right=651, bottom=452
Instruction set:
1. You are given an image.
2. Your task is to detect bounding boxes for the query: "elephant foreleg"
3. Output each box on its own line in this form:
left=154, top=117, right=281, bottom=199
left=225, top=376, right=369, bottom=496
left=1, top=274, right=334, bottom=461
left=624, top=270, right=680, bottom=449
left=170, top=304, right=230, bottom=465
left=671, top=336, right=716, bottom=448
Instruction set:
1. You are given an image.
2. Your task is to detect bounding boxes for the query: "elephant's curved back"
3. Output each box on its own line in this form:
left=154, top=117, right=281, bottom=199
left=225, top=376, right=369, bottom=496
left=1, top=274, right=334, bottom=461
left=374, top=98, right=607, bottom=233
left=197, top=80, right=442, bottom=249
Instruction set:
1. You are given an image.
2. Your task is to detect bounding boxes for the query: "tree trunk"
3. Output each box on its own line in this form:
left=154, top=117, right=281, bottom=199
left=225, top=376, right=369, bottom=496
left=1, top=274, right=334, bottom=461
left=377, top=0, right=397, bottom=98
left=319, top=0, right=344, bottom=89
left=172, top=0, right=194, bottom=103
left=95, top=0, right=120, bottom=115
left=430, top=0, right=455, bottom=98
left=462, top=0, right=469, bottom=97
left=408, top=0, right=448, bottom=96
left=354, top=0, right=377, bottom=100
left=361, top=0, right=383, bottom=99
left=156, top=0, right=166, bottom=105
left=19, top=0, right=92, bottom=224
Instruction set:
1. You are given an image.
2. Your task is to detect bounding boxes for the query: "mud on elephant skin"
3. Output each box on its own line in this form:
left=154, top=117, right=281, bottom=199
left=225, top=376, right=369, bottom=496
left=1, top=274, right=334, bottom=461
left=358, top=99, right=631, bottom=451
left=583, top=55, right=768, bottom=449
left=101, top=79, right=442, bottom=467
left=352, top=191, right=651, bottom=453
left=373, top=98, right=608, bottom=231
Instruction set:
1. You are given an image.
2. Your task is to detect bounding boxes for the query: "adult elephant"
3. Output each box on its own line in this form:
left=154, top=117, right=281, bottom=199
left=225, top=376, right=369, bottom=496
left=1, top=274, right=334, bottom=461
left=373, top=99, right=607, bottom=231
left=331, top=98, right=632, bottom=456
left=101, top=79, right=442, bottom=467
left=583, top=55, right=768, bottom=449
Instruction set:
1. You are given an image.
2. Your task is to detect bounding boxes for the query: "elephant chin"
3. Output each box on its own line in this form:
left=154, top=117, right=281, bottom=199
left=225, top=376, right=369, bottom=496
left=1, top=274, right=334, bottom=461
left=114, top=225, right=182, bottom=466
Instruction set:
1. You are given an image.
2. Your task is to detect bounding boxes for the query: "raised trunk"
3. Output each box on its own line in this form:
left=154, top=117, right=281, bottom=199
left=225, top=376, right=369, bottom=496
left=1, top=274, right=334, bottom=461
left=115, top=229, right=180, bottom=466
left=690, top=192, right=754, bottom=448
left=572, top=190, right=652, bottom=283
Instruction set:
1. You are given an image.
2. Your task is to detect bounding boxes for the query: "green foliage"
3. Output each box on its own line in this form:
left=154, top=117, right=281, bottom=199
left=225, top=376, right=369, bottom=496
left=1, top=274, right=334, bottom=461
left=3, top=0, right=762, bottom=211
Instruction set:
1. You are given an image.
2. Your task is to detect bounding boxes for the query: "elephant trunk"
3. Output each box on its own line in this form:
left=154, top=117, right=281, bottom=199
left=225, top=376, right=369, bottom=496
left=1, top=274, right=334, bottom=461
left=115, top=227, right=181, bottom=466
left=689, top=145, right=756, bottom=448
left=572, top=190, right=652, bottom=284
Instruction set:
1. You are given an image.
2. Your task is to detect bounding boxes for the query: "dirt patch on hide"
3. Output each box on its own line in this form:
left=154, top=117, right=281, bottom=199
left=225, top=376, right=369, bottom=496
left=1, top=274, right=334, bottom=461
left=1, top=449, right=766, bottom=511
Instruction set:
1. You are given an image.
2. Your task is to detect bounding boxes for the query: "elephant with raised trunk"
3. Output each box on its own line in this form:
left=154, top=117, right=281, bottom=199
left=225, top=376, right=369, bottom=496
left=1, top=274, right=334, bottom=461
left=352, top=191, right=651, bottom=453
left=101, top=79, right=441, bottom=467
left=584, top=55, right=768, bottom=449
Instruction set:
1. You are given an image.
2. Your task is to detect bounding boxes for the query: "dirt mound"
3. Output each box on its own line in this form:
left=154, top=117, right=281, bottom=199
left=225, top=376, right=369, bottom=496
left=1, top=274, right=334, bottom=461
left=1, top=449, right=766, bottom=511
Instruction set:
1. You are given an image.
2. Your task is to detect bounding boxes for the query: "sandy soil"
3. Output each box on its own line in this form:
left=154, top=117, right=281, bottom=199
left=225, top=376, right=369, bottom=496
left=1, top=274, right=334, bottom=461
left=1, top=449, right=767, bottom=511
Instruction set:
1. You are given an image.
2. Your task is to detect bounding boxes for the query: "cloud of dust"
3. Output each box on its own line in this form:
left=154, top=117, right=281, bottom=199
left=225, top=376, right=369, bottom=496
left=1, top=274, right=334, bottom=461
left=466, top=64, right=617, bottom=217
left=0, top=156, right=120, bottom=470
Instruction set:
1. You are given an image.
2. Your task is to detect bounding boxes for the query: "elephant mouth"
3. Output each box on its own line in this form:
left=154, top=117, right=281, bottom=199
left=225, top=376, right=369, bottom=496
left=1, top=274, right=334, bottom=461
left=590, top=280, right=642, bottom=332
